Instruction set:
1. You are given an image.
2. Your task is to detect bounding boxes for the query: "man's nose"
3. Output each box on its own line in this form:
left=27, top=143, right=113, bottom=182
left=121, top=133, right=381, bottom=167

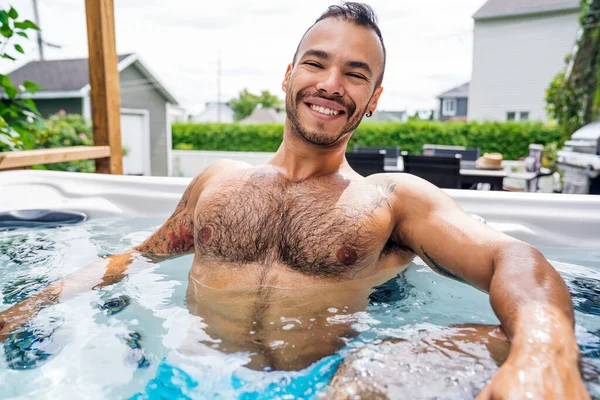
left=316, top=69, right=345, bottom=97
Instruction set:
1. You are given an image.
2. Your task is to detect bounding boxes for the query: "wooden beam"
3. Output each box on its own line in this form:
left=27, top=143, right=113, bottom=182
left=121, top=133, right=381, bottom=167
left=85, top=0, right=122, bottom=174
left=0, top=146, right=111, bottom=170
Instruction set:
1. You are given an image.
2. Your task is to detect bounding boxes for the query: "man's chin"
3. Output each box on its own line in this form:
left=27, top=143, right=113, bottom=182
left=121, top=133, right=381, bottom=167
left=297, top=129, right=346, bottom=147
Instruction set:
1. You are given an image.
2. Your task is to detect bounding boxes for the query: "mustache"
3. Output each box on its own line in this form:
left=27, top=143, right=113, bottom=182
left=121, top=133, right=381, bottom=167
left=296, top=90, right=356, bottom=116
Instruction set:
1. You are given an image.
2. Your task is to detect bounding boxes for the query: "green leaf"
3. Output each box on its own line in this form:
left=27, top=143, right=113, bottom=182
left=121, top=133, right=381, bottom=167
left=22, top=99, right=40, bottom=115
left=14, top=20, right=40, bottom=31
left=14, top=44, right=24, bottom=54
left=8, top=7, right=18, bottom=19
left=1, top=76, right=18, bottom=99
left=16, top=31, right=28, bottom=38
left=23, top=80, right=42, bottom=93
left=1, top=53, right=16, bottom=61
left=0, top=11, right=9, bottom=25
left=0, top=24, right=12, bottom=38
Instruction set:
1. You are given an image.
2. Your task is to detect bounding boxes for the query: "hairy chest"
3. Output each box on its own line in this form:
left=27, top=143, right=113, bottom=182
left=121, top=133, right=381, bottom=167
left=193, top=174, right=397, bottom=278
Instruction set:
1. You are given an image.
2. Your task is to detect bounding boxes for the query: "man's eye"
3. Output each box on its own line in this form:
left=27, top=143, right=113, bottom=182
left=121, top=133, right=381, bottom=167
left=348, top=73, right=366, bottom=80
left=305, top=62, right=322, bottom=68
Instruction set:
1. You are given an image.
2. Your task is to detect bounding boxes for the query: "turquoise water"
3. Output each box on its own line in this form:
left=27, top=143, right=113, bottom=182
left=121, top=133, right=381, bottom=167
left=0, top=218, right=599, bottom=399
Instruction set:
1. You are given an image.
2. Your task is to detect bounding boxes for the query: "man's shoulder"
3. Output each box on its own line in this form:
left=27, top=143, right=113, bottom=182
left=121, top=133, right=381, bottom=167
left=201, top=159, right=253, bottom=181
left=363, top=172, right=438, bottom=193
left=364, top=172, right=455, bottom=214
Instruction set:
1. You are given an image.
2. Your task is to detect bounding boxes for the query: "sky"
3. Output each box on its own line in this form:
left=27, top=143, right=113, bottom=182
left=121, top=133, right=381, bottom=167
left=1, top=0, right=487, bottom=116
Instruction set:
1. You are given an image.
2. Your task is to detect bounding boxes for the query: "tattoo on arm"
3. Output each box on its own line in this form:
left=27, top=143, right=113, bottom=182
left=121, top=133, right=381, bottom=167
left=421, top=246, right=468, bottom=284
left=135, top=174, right=201, bottom=255
left=372, top=183, right=396, bottom=210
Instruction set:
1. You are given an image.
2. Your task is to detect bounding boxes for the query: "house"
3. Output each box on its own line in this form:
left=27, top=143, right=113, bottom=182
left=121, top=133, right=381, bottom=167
left=7, top=53, right=179, bottom=176
left=468, top=0, right=580, bottom=122
left=364, top=110, right=408, bottom=123
left=437, top=82, right=469, bottom=122
left=192, top=102, right=235, bottom=123
left=240, top=107, right=287, bottom=124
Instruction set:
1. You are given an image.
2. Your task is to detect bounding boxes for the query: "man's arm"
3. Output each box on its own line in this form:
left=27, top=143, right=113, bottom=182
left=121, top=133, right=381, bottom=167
left=389, top=174, right=588, bottom=399
left=0, top=169, right=208, bottom=340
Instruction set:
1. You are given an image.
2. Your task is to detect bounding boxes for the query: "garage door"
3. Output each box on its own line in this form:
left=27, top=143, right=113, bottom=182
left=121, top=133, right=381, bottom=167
left=120, top=109, right=150, bottom=175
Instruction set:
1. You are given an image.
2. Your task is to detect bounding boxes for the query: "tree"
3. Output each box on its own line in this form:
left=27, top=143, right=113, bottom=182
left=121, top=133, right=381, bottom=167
left=546, top=0, right=600, bottom=142
left=0, top=6, right=43, bottom=151
left=229, top=89, right=283, bottom=121
left=408, top=112, right=421, bottom=121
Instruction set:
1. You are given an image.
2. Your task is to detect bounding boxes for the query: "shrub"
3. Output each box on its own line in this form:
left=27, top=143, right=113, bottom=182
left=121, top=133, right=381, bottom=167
left=32, top=112, right=95, bottom=173
left=172, top=121, right=562, bottom=161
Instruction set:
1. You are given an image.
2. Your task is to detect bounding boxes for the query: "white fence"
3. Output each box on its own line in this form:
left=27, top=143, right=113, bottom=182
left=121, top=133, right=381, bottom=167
left=172, top=150, right=275, bottom=177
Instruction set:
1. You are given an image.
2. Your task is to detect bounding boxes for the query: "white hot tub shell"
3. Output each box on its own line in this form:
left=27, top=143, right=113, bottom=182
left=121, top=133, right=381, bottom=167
left=1, top=170, right=599, bottom=248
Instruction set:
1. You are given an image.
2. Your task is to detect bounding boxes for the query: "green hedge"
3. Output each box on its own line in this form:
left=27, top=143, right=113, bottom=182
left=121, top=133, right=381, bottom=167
left=172, top=121, right=562, bottom=161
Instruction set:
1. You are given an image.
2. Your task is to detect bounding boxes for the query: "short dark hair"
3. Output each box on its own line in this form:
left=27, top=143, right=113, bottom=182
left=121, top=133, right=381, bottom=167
left=292, top=2, right=386, bottom=87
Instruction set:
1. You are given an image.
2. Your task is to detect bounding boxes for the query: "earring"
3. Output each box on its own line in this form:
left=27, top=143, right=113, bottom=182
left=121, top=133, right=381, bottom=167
left=365, top=111, right=373, bottom=118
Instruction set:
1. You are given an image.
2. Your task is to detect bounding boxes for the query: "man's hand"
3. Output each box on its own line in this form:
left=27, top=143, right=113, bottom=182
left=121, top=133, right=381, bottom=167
left=0, top=295, right=46, bottom=341
left=477, top=348, right=589, bottom=400
left=477, top=303, right=589, bottom=400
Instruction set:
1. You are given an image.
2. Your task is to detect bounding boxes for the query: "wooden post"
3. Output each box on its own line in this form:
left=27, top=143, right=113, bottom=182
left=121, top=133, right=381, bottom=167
left=85, top=0, right=122, bottom=174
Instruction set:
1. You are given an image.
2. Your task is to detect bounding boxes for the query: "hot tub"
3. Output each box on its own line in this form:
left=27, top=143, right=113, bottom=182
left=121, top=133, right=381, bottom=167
left=1, top=170, right=599, bottom=248
left=0, top=170, right=599, bottom=399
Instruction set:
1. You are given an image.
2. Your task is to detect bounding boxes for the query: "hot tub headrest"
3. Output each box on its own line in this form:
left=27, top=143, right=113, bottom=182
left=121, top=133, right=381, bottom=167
left=0, top=209, right=87, bottom=230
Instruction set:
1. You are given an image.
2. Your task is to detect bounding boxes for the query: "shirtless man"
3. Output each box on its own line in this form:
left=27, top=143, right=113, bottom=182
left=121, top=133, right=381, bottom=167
left=0, top=2, right=590, bottom=399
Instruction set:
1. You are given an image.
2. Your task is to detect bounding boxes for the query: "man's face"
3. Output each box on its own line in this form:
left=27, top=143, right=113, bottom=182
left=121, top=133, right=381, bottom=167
left=282, top=18, right=384, bottom=147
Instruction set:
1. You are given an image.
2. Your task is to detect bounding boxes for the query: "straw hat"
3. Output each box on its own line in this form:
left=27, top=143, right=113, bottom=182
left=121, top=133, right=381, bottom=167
left=476, top=152, right=504, bottom=170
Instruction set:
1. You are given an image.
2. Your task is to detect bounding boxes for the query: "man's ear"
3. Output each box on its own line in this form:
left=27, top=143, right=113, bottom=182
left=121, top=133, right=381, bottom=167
left=282, top=64, right=293, bottom=94
left=367, top=86, right=384, bottom=114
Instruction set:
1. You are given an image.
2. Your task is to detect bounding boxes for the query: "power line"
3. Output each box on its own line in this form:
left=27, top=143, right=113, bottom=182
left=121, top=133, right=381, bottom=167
left=32, top=0, right=43, bottom=60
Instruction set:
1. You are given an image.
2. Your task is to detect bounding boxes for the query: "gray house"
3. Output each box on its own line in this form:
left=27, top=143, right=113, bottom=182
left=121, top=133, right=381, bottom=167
left=437, top=82, right=469, bottom=122
left=366, top=110, right=408, bottom=123
left=193, top=102, right=235, bottom=123
left=468, top=0, right=580, bottom=122
left=241, top=107, right=287, bottom=124
left=7, top=53, right=179, bottom=176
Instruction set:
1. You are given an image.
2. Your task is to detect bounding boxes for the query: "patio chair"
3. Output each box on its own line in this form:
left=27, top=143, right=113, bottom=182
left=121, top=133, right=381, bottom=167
left=354, top=145, right=400, bottom=167
left=402, top=153, right=462, bottom=189
left=346, top=152, right=386, bottom=176
left=504, top=144, right=554, bottom=192
left=422, top=144, right=481, bottom=161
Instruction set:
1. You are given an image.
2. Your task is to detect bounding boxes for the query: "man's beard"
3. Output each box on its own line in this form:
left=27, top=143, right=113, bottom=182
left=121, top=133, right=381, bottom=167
left=285, top=87, right=367, bottom=147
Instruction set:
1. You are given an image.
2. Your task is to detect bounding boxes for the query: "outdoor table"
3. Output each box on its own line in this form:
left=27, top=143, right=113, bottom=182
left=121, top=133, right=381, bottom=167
left=383, top=158, right=508, bottom=191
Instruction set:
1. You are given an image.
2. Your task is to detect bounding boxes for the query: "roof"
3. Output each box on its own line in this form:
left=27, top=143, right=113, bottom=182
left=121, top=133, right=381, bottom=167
left=8, top=54, right=130, bottom=92
left=6, top=53, right=179, bottom=104
left=240, top=107, right=287, bottom=124
left=473, top=0, right=580, bottom=20
left=193, top=102, right=235, bottom=123
left=437, top=82, right=470, bottom=99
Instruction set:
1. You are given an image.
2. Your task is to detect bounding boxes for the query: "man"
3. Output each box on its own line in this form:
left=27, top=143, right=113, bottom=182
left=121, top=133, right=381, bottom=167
left=0, top=3, right=590, bottom=398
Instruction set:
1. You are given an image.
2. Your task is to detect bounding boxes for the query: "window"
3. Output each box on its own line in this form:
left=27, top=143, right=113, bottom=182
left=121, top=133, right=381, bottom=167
left=442, top=98, right=457, bottom=116
left=507, top=111, right=530, bottom=122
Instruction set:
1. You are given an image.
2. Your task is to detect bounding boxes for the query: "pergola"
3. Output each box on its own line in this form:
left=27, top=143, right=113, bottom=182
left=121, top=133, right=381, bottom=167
left=0, top=0, right=122, bottom=174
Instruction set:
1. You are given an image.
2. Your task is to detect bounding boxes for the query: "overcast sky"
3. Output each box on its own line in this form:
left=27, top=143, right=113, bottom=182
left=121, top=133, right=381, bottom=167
left=1, top=0, right=487, bottom=115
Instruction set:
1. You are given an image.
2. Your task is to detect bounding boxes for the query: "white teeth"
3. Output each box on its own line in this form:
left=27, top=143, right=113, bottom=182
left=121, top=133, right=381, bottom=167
left=310, top=104, right=340, bottom=116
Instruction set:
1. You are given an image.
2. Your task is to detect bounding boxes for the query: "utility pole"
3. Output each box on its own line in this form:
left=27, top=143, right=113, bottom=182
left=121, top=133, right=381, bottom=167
left=217, top=50, right=222, bottom=123
left=32, top=0, right=44, bottom=60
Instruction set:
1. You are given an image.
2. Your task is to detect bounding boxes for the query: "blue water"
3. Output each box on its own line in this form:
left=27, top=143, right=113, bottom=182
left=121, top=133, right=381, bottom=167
left=0, top=218, right=599, bottom=399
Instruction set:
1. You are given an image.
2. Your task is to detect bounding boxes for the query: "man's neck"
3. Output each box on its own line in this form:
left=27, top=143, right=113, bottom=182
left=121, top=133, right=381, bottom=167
left=268, top=120, right=349, bottom=181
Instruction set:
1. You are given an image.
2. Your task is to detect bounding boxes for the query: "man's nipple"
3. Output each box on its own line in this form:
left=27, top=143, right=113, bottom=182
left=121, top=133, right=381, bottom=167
left=336, top=246, right=358, bottom=266
left=198, top=226, right=213, bottom=244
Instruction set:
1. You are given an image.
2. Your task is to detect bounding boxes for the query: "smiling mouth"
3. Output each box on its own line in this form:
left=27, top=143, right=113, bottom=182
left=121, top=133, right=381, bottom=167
left=304, top=102, right=346, bottom=118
